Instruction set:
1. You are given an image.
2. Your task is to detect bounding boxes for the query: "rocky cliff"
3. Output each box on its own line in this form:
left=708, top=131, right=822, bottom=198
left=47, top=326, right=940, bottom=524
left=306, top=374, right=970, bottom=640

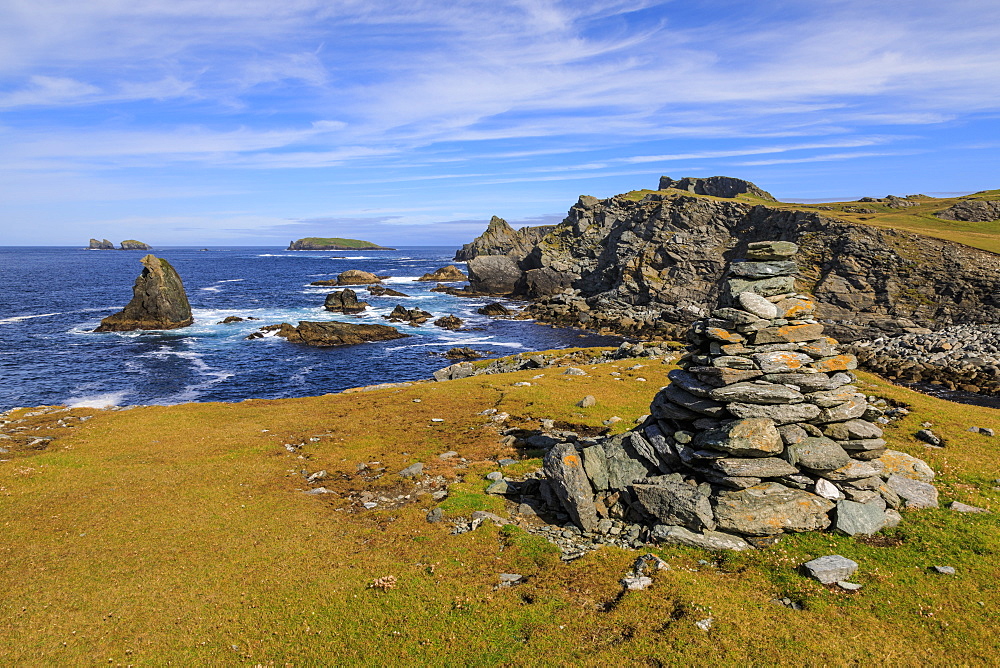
left=454, top=216, right=555, bottom=261
left=119, top=240, right=152, bottom=250
left=89, top=238, right=114, bottom=250
left=460, top=177, right=1000, bottom=342
left=94, top=254, right=193, bottom=331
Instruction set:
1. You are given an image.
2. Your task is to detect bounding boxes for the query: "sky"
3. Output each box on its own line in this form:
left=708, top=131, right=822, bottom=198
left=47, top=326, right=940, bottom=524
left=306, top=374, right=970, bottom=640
left=1, top=0, right=998, bottom=247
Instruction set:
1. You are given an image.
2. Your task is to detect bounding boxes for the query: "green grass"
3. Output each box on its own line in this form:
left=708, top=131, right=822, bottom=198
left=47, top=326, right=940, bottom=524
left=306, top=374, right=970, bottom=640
left=1, top=352, right=999, bottom=664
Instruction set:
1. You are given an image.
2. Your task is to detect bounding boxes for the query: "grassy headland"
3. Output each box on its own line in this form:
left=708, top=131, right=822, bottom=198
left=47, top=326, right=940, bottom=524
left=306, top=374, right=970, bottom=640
left=624, top=188, right=1000, bottom=255
left=287, top=237, right=394, bottom=250
left=1, top=350, right=998, bottom=665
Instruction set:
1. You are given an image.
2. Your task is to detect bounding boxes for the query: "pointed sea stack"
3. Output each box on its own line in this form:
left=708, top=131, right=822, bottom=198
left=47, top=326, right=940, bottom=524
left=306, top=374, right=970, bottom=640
left=89, top=238, right=114, bottom=250
left=95, top=254, right=194, bottom=331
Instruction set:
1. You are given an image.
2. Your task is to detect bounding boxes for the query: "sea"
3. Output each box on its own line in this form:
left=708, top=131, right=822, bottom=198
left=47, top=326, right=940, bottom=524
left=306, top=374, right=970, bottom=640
left=0, top=246, right=621, bottom=411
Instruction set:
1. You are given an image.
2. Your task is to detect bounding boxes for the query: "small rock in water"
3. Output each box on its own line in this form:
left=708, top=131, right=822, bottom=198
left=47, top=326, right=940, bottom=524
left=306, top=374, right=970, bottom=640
left=932, top=566, right=956, bottom=575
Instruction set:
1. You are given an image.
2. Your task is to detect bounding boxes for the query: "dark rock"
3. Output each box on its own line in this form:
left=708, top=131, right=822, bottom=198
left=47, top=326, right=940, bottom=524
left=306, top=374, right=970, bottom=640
left=467, top=255, right=522, bottom=294
left=444, top=347, right=481, bottom=360
left=89, top=238, right=114, bottom=250
left=478, top=302, right=513, bottom=316
left=385, top=305, right=432, bottom=325
left=633, top=482, right=716, bottom=531
left=324, top=288, right=369, bottom=313
left=454, top=215, right=554, bottom=261
left=335, top=269, right=382, bottom=285
left=433, top=315, right=464, bottom=330
left=368, top=285, right=409, bottom=297
left=269, top=321, right=409, bottom=347
left=935, top=200, right=1000, bottom=222
left=95, top=254, right=193, bottom=331
left=658, top=175, right=777, bottom=201
left=543, top=443, right=599, bottom=531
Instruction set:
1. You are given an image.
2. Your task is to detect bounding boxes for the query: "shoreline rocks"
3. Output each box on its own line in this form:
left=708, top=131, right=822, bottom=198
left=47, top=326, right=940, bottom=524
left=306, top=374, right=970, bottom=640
left=264, top=321, right=409, bottom=346
left=324, top=289, right=368, bottom=314
left=94, top=254, right=193, bottom=332
left=417, top=265, right=467, bottom=282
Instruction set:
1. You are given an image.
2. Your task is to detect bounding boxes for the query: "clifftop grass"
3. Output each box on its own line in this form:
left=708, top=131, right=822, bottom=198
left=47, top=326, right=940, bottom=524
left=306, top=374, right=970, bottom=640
left=622, top=188, right=1000, bottom=255
left=2, top=352, right=999, bottom=664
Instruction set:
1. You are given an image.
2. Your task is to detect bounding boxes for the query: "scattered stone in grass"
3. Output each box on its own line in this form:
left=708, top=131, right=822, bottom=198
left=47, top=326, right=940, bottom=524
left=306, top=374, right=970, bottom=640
left=540, top=419, right=555, bottom=430
left=479, top=408, right=497, bottom=415
left=368, top=575, right=397, bottom=590
left=837, top=581, right=863, bottom=591
left=362, top=502, right=378, bottom=509
left=636, top=377, right=647, bottom=382
left=772, top=597, right=804, bottom=610
left=398, top=462, right=424, bottom=478
left=426, top=508, right=443, bottom=523
left=430, top=418, right=444, bottom=423
left=950, top=501, right=988, bottom=513
left=432, top=490, right=448, bottom=500
left=576, top=395, right=596, bottom=408
left=306, top=470, right=327, bottom=482
left=981, top=428, right=995, bottom=437
left=603, top=416, right=622, bottom=426
left=303, top=487, right=331, bottom=495
left=412, top=399, right=421, bottom=403
left=513, top=382, right=532, bottom=387
left=621, top=576, right=653, bottom=591
left=438, top=451, right=458, bottom=460
left=563, top=367, right=587, bottom=376
left=498, top=573, right=524, bottom=587
left=486, top=471, right=503, bottom=481
left=486, top=480, right=513, bottom=495
left=932, top=566, right=956, bottom=575
left=695, top=618, right=713, bottom=631
left=498, top=458, right=518, bottom=467
left=915, top=429, right=944, bottom=447
left=803, top=555, right=858, bottom=584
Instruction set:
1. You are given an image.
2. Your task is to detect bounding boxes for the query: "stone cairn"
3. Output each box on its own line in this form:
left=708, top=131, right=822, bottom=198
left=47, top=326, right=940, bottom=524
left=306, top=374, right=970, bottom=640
left=543, top=241, right=938, bottom=550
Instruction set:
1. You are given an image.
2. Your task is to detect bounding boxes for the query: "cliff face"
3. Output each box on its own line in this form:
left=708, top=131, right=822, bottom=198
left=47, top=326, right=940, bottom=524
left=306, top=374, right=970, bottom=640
left=119, top=240, right=152, bottom=250
left=94, top=254, right=193, bottom=332
left=463, top=186, right=1000, bottom=342
left=658, top=175, right=777, bottom=201
left=89, top=238, right=114, bottom=250
left=453, top=216, right=555, bottom=261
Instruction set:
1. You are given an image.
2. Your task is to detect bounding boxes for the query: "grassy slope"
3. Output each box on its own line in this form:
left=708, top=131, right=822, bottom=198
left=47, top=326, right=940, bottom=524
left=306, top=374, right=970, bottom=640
left=624, top=188, right=1000, bottom=255
left=2, top=352, right=999, bottom=665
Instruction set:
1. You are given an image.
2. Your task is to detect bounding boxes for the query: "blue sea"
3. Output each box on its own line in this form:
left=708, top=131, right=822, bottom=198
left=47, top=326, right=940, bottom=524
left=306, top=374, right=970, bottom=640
left=0, top=246, right=620, bottom=411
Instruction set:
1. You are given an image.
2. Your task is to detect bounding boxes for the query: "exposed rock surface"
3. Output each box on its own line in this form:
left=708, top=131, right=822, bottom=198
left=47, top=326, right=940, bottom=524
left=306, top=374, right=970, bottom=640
left=935, top=199, right=1000, bottom=222
left=478, top=302, right=513, bottom=316
left=385, top=305, right=432, bottom=326
left=268, top=321, right=408, bottom=346
left=324, top=289, right=368, bottom=314
left=658, top=175, right=776, bottom=201
left=434, top=315, right=464, bottom=330
left=456, top=177, right=1000, bottom=342
left=532, top=242, right=937, bottom=546
left=368, top=285, right=409, bottom=297
left=417, top=265, right=467, bottom=281
left=119, top=240, right=152, bottom=250
left=89, top=238, right=114, bottom=250
left=454, top=215, right=554, bottom=261
left=335, top=270, right=382, bottom=286
left=94, top=254, right=193, bottom=331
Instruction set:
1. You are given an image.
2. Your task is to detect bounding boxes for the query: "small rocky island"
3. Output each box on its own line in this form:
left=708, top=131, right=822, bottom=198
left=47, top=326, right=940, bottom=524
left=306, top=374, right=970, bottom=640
left=94, top=254, right=193, bottom=331
left=287, top=237, right=395, bottom=251
left=258, top=321, right=409, bottom=346
left=88, top=239, right=152, bottom=250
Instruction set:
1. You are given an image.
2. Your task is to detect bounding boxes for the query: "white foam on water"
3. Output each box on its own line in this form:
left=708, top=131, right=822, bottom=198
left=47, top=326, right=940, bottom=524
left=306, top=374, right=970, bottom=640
left=218, top=279, right=244, bottom=283
left=0, top=312, right=61, bottom=325
left=138, top=347, right=235, bottom=404
left=201, top=286, right=221, bottom=292
left=66, top=390, right=129, bottom=408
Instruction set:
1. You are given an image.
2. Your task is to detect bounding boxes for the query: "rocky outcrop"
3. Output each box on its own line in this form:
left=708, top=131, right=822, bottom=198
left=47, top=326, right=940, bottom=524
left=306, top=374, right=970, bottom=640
left=478, top=302, right=513, bottom=316
left=658, top=176, right=776, bottom=201
left=935, top=200, right=1000, bottom=222
left=328, top=270, right=382, bottom=286
left=324, top=289, right=368, bottom=314
left=119, top=240, right=152, bottom=250
left=384, top=305, right=432, bottom=326
left=94, top=254, right=193, bottom=331
left=458, top=177, right=1000, bottom=342
left=368, top=285, right=409, bottom=297
left=268, top=321, right=408, bottom=346
left=417, top=265, right=467, bottom=281
left=536, top=242, right=936, bottom=544
left=434, top=315, right=464, bottom=330
left=89, top=238, right=114, bottom=250
left=859, top=195, right=922, bottom=209
left=454, top=216, right=555, bottom=261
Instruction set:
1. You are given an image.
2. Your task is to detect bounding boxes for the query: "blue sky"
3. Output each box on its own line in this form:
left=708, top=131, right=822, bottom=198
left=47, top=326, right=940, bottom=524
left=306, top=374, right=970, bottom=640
left=1, top=0, right=998, bottom=246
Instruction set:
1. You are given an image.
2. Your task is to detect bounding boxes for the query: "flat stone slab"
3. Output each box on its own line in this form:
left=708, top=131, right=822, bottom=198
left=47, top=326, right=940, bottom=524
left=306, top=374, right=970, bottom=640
left=803, top=555, right=858, bottom=584
left=652, top=524, right=753, bottom=551
left=887, top=474, right=939, bottom=509
left=715, top=482, right=834, bottom=536
left=834, top=499, right=887, bottom=535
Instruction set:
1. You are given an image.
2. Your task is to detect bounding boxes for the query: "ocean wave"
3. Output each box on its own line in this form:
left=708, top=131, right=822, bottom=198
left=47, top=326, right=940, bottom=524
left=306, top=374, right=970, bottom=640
left=0, top=312, right=62, bottom=325
left=66, top=390, right=129, bottom=408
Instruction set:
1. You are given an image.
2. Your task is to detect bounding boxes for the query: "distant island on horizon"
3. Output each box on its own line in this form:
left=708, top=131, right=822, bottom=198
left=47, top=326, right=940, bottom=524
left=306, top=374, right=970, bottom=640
left=287, top=237, right=396, bottom=251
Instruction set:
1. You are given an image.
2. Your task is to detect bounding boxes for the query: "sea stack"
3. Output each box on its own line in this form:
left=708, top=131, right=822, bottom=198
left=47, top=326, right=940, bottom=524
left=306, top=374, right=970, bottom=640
left=95, top=254, right=194, bottom=332
left=89, top=238, right=115, bottom=250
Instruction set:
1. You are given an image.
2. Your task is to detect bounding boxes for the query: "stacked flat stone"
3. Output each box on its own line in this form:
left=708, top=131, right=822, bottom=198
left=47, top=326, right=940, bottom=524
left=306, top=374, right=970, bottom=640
left=544, top=240, right=937, bottom=545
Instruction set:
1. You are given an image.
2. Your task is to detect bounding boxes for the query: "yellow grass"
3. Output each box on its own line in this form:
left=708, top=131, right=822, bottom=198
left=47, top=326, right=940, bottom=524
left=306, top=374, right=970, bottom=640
left=1, top=353, right=999, bottom=665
